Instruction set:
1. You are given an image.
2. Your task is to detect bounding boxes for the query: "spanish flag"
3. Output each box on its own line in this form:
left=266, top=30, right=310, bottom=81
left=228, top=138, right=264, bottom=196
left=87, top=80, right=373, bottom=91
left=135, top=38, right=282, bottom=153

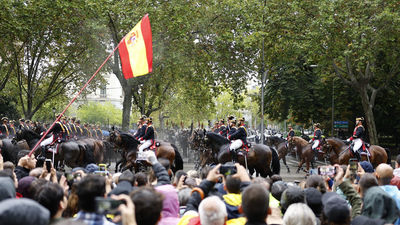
left=119, top=14, right=153, bottom=79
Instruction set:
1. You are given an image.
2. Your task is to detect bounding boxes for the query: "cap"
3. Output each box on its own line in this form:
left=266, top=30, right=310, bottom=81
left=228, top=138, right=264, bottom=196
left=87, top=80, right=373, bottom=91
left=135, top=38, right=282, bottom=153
left=85, top=163, right=99, bottom=173
left=321, top=192, right=350, bottom=223
left=359, top=161, right=374, bottom=173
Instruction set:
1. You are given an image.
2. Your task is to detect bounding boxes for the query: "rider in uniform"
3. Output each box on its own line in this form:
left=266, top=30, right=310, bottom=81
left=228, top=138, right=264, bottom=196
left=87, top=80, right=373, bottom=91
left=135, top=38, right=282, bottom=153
left=9, top=120, right=16, bottom=137
left=228, top=119, right=237, bottom=136
left=347, top=117, right=366, bottom=161
left=138, top=117, right=155, bottom=154
left=83, top=123, right=91, bottom=138
left=134, top=116, right=147, bottom=140
left=219, top=119, right=228, bottom=137
left=286, top=125, right=295, bottom=148
left=75, top=120, right=83, bottom=138
left=212, top=121, right=219, bottom=133
left=227, top=115, right=235, bottom=134
left=40, top=115, right=67, bottom=159
left=96, top=124, right=103, bottom=140
left=310, top=123, right=323, bottom=159
left=0, top=117, right=10, bottom=138
left=228, top=117, right=247, bottom=162
left=18, top=118, right=28, bottom=130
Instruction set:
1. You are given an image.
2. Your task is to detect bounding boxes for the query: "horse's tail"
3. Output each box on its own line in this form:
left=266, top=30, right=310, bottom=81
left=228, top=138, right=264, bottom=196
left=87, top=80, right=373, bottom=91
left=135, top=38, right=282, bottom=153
left=385, top=148, right=391, bottom=164
left=271, top=146, right=280, bottom=175
left=171, top=143, right=184, bottom=172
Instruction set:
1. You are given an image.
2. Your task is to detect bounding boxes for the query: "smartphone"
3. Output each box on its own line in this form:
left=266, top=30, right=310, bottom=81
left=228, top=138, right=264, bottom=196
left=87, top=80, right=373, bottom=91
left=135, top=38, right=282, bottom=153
left=45, top=159, right=52, bottom=173
left=219, top=163, right=237, bottom=176
left=318, top=166, right=336, bottom=176
left=95, top=197, right=125, bottom=214
left=349, top=159, right=358, bottom=171
left=94, top=170, right=108, bottom=176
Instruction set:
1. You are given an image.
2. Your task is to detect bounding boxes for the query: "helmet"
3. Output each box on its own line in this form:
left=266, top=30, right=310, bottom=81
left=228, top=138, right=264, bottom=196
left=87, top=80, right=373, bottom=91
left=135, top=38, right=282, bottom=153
left=356, top=117, right=364, bottom=122
left=146, top=117, right=153, bottom=123
left=139, top=115, right=147, bottom=121
left=238, top=117, right=245, bottom=122
left=228, top=115, right=235, bottom=120
left=1, top=117, right=8, bottom=122
left=314, top=123, right=320, bottom=128
left=220, top=119, right=225, bottom=124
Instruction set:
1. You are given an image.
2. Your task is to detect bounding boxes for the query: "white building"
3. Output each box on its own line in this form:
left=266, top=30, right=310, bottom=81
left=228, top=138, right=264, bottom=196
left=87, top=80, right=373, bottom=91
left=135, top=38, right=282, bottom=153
left=79, top=73, right=123, bottom=109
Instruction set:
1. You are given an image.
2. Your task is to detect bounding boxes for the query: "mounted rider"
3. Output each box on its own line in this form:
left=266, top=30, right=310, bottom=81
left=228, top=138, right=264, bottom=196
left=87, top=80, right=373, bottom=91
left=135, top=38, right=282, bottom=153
left=9, top=120, right=16, bottom=137
left=40, top=114, right=68, bottom=159
left=82, top=123, right=91, bottom=138
left=212, top=121, right=219, bottom=133
left=75, top=120, right=83, bottom=137
left=228, top=117, right=247, bottom=162
left=286, top=125, right=295, bottom=148
left=134, top=116, right=147, bottom=140
left=228, top=119, right=237, bottom=135
left=347, top=117, right=366, bottom=161
left=0, top=117, right=10, bottom=138
left=18, top=118, right=29, bottom=130
left=138, top=117, right=155, bottom=154
left=310, top=123, right=323, bottom=155
left=96, top=124, right=103, bottom=140
left=219, top=119, right=228, bottom=137
left=227, top=115, right=235, bottom=134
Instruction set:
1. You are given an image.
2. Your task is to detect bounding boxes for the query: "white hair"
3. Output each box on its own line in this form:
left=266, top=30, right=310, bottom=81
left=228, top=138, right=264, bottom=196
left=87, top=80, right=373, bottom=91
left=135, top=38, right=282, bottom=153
left=199, top=196, right=227, bottom=225
left=283, top=203, right=317, bottom=225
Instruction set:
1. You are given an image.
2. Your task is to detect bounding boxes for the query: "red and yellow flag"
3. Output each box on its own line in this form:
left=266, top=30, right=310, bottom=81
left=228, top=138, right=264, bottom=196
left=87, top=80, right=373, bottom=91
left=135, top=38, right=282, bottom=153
left=119, top=14, right=153, bottom=79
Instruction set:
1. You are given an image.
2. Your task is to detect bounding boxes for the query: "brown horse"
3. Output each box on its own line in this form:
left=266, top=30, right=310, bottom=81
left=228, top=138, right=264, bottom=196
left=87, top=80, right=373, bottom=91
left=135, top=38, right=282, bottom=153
left=289, top=136, right=321, bottom=173
left=108, top=130, right=183, bottom=173
left=321, top=138, right=388, bottom=168
left=190, top=130, right=280, bottom=177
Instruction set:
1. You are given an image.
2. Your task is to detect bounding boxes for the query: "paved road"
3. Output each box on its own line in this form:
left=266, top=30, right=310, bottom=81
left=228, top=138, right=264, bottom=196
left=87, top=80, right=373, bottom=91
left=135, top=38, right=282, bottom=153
left=182, top=155, right=329, bottom=182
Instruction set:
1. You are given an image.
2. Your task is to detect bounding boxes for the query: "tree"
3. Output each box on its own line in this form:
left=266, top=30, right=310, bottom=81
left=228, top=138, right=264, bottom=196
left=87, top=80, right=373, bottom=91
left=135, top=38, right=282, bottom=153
left=0, top=0, right=106, bottom=119
left=77, top=102, right=122, bottom=126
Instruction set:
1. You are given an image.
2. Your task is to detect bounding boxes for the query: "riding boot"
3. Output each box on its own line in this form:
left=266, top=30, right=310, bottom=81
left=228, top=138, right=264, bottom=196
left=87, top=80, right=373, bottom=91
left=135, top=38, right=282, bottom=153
left=312, top=148, right=318, bottom=162
left=354, top=150, right=361, bottom=162
left=230, top=149, right=238, bottom=163
left=39, top=146, right=46, bottom=161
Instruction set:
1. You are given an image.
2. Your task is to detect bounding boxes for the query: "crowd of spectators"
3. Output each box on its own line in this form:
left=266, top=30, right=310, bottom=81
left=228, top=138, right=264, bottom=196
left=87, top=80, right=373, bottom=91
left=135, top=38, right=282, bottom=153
left=1, top=150, right=400, bottom=225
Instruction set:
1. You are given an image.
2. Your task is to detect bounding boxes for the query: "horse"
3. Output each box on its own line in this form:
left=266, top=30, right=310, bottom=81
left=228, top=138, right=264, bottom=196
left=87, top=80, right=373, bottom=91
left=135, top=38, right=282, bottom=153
left=266, top=136, right=286, bottom=148
left=321, top=138, right=388, bottom=168
left=276, top=142, right=292, bottom=173
left=190, top=129, right=280, bottom=177
left=0, top=138, right=30, bottom=164
left=289, top=136, right=326, bottom=173
left=108, top=130, right=183, bottom=173
left=14, top=129, right=95, bottom=168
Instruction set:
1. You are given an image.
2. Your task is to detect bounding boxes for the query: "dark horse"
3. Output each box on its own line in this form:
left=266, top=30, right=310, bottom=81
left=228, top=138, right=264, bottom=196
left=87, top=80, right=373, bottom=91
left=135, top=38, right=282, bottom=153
left=321, top=138, right=389, bottom=168
left=190, top=129, right=280, bottom=177
left=276, top=142, right=292, bottom=173
left=14, top=129, right=96, bottom=168
left=108, top=130, right=183, bottom=173
left=0, top=138, right=30, bottom=164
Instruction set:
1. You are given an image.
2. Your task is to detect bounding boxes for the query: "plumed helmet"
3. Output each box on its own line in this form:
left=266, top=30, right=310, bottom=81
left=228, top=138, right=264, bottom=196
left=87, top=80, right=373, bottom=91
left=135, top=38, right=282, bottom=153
left=139, top=115, right=147, bottom=121
left=356, top=117, right=364, bottom=122
left=228, top=115, right=235, bottom=120
left=314, top=123, right=320, bottom=128
left=1, top=117, right=8, bottom=122
left=146, top=117, right=153, bottom=123
left=19, top=118, right=25, bottom=122
left=238, top=117, right=245, bottom=122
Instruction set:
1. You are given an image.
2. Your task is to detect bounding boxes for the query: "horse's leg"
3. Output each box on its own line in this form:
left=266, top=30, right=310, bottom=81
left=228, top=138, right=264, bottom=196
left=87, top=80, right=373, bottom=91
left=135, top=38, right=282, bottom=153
left=283, top=156, right=290, bottom=173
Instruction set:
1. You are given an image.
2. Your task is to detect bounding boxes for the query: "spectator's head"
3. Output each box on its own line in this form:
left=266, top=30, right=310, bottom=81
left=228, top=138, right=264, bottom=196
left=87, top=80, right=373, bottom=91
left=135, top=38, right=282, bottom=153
left=271, top=181, right=288, bottom=201
left=225, top=175, right=241, bottom=194
left=0, top=198, right=50, bottom=225
left=351, top=215, right=385, bottom=225
left=201, top=166, right=212, bottom=179
left=242, top=184, right=270, bottom=223
left=133, top=172, right=148, bottom=186
left=76, top=175, right=106, bottom=212
left=359, top=173, right=378, bottom=197
left=18, top=154, right=37, bottom=170
left=306, top=175, right=326, bottom=193
left=270, top=174, right=282, bottom=183
left=375, top=163, right=393, bottom=185
left=396, top=155, right=400, bottom=168
left=199, top=196, right=227, bottom=225
left=85, top=163, right=99, bottom=174
left=29, top=168, right=43, bottom=178
left=17, top=176, right=36, bottom=198
left=178, top=187, right=191, bottom=206
left=187, top=170, right=199, bottom=179
left=321, top=192, right=350, bottom=225
left=173, top=170, right=187, bottom=186
left=130, top=187, right=164, bottom=225
left=29, top=179, right=49, bottom=199
left=35, top=182, right=67, bottom=219
left=0, top=169, right=17, bottom=188
left=359, top=161, right=374, bottom=173
left=304, top=187, right=322, bottom=218
left=252, top=177, right=271, bottom=191
left=280, top=186, right=305, bottom=214
left=3, top=161, right=15, bottom=171
left=0, top=177, right=15, bottom=201
left=118, top=170, right=134, bottom=184
left=283, top=203, right=317, bottom=225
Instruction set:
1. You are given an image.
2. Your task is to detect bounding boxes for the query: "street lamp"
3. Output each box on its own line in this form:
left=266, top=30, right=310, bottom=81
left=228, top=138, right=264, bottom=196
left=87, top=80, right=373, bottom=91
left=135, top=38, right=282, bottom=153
left=260, top=68, right=269, bottom=144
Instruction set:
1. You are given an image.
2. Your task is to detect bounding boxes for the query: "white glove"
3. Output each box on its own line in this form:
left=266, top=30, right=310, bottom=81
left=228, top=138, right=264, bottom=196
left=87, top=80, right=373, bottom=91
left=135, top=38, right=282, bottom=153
left=309, top=140, right=312, bottom=143
left=346, top=138, right=350, bottom=142
left=140, top=140, right=145, bottom=144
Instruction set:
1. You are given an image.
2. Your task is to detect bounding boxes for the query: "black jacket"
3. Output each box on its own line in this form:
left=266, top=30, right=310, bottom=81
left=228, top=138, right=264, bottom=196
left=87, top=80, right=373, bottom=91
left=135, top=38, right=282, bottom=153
left=142, top=125, right=155, bottom=141
left=153, top=162, right=170, bottom=186
left=15, top=166, right=30, bottom=181
left=352, top=125, right=365, bottom=141
left=229, top=126, right=247, bottom=144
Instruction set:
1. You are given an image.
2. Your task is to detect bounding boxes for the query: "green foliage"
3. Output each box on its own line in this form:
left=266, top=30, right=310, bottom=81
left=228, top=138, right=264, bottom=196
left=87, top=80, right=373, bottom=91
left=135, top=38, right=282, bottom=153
left=77, top=102, right=122, bottom=126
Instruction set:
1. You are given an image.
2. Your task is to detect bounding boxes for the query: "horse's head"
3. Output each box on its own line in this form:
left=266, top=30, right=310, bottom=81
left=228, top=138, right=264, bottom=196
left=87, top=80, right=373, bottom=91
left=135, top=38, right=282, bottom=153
left=108, top=130, right=121, bottom=147
left=190, top=129, right=206, bottom=150
left=15, top=129, right=24, bottom=141
left=320, top=138, right=331, bottom=154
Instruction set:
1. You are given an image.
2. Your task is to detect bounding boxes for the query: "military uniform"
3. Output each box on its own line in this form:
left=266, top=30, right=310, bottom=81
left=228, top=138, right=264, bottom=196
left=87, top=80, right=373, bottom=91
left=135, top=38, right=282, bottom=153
left=311, top=127, right=322, bottom=151
left=0, top=117, right=10, bottom=138
left=228, top=118, right=247, bottom=162
left=347, top=117, right=366, bottom=161
left=139, top=118, right=155, bottom=153
left=40, top=120, right=66, bottom=158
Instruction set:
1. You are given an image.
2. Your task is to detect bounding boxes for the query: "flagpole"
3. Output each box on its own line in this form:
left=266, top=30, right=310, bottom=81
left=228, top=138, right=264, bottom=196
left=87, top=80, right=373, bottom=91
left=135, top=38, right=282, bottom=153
left=28, top=41, right=124, bottom=157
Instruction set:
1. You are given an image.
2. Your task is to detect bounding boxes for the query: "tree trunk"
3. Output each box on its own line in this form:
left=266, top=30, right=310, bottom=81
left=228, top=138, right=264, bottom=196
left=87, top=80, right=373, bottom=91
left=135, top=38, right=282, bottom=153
left=359, top=87, right=379, bottom=144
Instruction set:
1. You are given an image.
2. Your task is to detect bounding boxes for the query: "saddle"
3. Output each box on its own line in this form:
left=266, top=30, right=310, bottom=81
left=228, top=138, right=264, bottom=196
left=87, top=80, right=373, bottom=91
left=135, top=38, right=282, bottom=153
left=349, top=142, right=371, bottom=156
left=237, top=143, right=251, bottom=155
